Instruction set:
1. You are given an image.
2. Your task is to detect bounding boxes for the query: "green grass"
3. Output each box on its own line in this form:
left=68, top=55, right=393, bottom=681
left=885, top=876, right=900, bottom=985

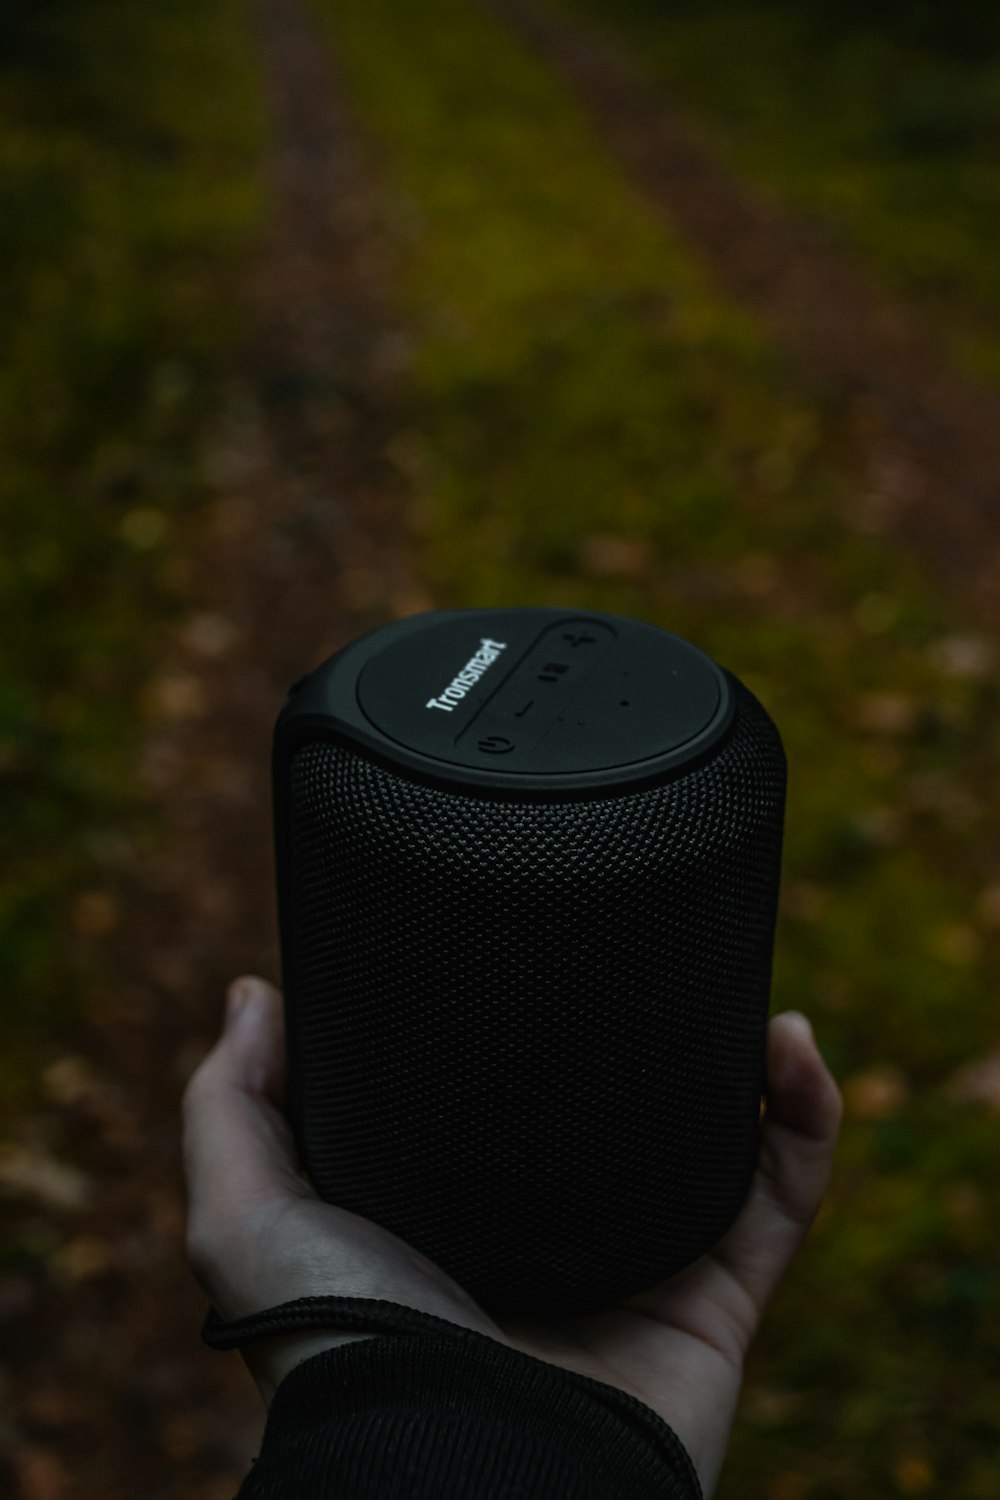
left=313, top=1, right=999, bottom=1493
left=564, top=0, right=1000, bottom=383
left=0, top=0, right=263, bottom=1102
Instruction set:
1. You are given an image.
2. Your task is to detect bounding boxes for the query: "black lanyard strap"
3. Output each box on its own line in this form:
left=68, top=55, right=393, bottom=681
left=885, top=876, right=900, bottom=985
left=201, top=1294, right=483, bottom=1351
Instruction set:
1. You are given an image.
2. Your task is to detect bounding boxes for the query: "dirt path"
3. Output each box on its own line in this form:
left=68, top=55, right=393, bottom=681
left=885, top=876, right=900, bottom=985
left=3, top=1, right=423, bottom=1495
left=490, top=0, right=1000, bottom=627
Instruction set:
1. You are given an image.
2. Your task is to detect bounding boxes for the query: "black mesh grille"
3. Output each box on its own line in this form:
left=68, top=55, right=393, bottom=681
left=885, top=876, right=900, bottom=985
left=283, top=673, right=785, bottom=1316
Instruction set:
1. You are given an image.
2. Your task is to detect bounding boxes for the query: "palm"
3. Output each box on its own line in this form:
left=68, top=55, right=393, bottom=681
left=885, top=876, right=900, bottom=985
left=221, top=1187, right=748, bottom=1493
left=504, top=1280, right=743, bottom=1413
left=237, top=1189, right=746, bottom=1459
left=185, top=982, right=842, bottom=1500
left=494, top=1064, right=841, bottom=1495
left=496, top=1263, right=748, bottom=1493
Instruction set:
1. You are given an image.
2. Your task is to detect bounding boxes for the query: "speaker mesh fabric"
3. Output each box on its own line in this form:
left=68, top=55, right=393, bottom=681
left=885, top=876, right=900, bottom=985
left=284, top=672, right=785, bottom=1316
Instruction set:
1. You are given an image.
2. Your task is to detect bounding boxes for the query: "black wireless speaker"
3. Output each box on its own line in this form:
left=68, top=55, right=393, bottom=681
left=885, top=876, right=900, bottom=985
left=273, top=607, right=786, bottom=1318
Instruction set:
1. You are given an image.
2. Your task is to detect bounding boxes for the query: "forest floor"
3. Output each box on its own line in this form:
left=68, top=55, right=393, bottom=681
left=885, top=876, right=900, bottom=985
left=495, top=0, right=1000, bottom=623
left=2, top=1, right=999, bottom=1497
left=2, top=0, right=423, bottom=1494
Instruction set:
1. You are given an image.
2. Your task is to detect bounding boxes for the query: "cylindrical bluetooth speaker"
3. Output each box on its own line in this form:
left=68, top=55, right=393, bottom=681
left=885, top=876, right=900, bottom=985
left=272, top=607, right=786, bottom=1318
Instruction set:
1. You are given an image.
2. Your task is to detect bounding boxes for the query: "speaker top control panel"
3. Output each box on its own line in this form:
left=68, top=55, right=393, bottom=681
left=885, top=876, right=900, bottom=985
left=279, top=607, right=735, bottom=794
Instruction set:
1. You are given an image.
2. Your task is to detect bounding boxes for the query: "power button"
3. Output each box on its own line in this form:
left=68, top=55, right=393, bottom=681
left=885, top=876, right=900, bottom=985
left=478, top=736, right=516, bottom=754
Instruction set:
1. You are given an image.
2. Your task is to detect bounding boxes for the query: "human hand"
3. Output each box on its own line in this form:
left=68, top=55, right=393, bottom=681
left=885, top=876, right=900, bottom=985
left=181, top=977, right=506, bottom=1408
left=182, top=976, right=842, bottom=1498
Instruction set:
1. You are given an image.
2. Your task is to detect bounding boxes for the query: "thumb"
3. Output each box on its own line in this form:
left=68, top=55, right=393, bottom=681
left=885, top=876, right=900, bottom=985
left=707, top=1010, right=843, bottom=1325
left=181, top=977, right=311, bottom=1235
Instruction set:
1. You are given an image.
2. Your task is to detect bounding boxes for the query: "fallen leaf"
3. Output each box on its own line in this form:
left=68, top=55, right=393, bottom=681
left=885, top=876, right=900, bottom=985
left=161, top=1412, right=209, bottom=1461
left=190, top=880, right=238, bottom=921
left=13, top=1443, right=69, bottom=1500
left=179, top=612, right=242, bottom=658
left=843, top=1066, right=909, bottom=1121
left=41, top=1055, right=100, bottom=1107
left=735, top=550, right=780, bottom=598
left=852, top=806, right=903, bottom=846
left=849, top=692, right=921, bottom=737
left=743, top=1386, right=800, bottom=1425
left=974, top=884, right=1000, bottom=928
left=142, top=675, right=206, bottom=721
left=929, top=634, right=994, bottom=680
left=854, top=592, right=899, bottom=632
left=119, top=507, right=167, bottom=549
left=70, top=891, right=120, bottom=938
left=390, top=586, right=436, bottom=618
left=138, top=738, right=183, bottom=792
left=894, top=1455, right=934, bottom=1494
left=579, top=534, right=651, bottom=577
left=768, top=1473, right=807, bottom=1500
left=0, top=1145, right=93, bottom=1211
left=906, top=771, right=980, bottom=825
left=945, top=1051, right=1000, bottom=1113
left=50, top=1235, right=111, bottom=1282
left=0, top=1275, right=34, bottom=1322
left=781, top=880, right=830, bottom=922
left=943, top=1182, right=984, bottom=1233
left=23, top=1382, right=76, bottom=1426
left=925, top=922, right=979, bottom=966
left=338, top=565, right=383, bottom=610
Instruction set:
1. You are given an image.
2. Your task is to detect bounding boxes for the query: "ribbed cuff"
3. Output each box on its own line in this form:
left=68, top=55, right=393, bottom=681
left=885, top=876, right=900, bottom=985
left=237, top=1325, right=702, bottom=1499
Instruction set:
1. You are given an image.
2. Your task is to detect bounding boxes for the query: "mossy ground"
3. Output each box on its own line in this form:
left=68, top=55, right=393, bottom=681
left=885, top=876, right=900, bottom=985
left=0, top=0, right=263, bottom=1099
left=564, top=0, right=1000, bottom=384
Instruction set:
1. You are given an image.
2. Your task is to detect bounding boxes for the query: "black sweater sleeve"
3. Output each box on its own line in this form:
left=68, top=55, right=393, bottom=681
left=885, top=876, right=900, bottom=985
left=217, top=1300, right=703, bottom=1500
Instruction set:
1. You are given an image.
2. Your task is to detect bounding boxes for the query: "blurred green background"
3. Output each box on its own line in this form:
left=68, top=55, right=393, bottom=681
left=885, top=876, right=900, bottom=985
left=2, top=1, right=998, bottom=1497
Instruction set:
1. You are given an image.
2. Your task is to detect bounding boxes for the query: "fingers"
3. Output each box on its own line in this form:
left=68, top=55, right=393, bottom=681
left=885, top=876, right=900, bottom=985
left=181, top=977, right=311, bottom=1248
left=707, top=1010, right=842, bottom=1325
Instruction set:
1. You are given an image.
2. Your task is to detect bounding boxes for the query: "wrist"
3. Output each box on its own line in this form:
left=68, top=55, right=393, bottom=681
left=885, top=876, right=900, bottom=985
left=248, top=1330, right=386, bottom=1406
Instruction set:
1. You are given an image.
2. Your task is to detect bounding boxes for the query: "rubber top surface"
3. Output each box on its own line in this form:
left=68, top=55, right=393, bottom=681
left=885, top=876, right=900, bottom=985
left=352, top=609, right=732, bottom=783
